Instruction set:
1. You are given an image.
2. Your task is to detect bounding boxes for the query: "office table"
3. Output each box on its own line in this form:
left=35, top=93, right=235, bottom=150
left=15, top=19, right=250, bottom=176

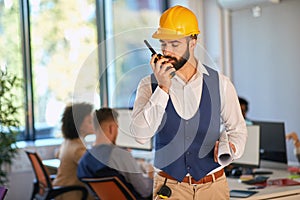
left=228, top=168, right=300, bottom=199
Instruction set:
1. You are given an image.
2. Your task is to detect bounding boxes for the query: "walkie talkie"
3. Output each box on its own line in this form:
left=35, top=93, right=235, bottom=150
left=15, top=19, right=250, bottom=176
left=144, top=40, right=164, bottom=63
left=156, top=178, right=172, bottom=199
left=144, top=40, right=175, bottom=78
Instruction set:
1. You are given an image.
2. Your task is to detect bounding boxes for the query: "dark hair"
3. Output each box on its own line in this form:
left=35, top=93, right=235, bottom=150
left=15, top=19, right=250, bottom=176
left=61, top=102, right=93, bottom=139
left=94, top=107, right=118, bottom=130
left=238, top=97, right=249, bottom=112
left=190, top=34, right=198, bottom=40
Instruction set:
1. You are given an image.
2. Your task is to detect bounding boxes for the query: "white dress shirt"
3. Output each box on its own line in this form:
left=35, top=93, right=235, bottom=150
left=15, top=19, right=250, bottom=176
left=130, top=63, right=247, bottom=174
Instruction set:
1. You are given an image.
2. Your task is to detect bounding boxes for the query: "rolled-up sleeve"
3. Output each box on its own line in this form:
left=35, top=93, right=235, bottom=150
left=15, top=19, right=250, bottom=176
left=219, top=75, right=248, bottom=159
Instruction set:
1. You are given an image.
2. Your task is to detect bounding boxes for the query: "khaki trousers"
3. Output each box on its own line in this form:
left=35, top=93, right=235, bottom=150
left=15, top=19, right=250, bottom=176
left=153, top=173, right=230, bottom=200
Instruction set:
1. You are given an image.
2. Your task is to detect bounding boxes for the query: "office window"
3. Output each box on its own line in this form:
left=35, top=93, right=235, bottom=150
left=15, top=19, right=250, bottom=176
left=0, top=0, right=25, bottom=128
left=29, top=0, right=99, bottom=138
left=0, top=0, right=169, bottom=141
left=106, top=0, right=164, bottom=108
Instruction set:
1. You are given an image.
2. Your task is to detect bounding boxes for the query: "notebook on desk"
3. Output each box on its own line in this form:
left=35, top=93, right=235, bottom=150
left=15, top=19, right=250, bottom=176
left=242, top=176, right=300, bottom=187
left=288, top=166, right=300, bottom=174
left=267, top=178, right=300, bottom=186
left=230, top=190, right=257, bottom=198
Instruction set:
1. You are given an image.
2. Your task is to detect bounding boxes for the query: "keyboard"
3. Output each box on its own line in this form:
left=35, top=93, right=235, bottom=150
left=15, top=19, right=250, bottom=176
left=252, top=170, right=273, bottom=175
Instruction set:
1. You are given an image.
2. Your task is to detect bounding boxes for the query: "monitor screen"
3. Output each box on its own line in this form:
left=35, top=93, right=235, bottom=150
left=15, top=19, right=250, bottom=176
left=115, top=108, right=152, bottom=151
left=232, top=125, right=260, bottom=168
left=252, top=120, right=287, bottom=164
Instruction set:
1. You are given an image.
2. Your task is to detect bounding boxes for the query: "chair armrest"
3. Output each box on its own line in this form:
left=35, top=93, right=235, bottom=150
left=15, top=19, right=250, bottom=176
left=49, top=185, right=88, bottom=200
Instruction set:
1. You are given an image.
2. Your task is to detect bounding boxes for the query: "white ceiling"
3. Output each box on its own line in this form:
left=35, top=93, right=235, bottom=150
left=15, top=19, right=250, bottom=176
left=218, top=0, right=281, bottom=10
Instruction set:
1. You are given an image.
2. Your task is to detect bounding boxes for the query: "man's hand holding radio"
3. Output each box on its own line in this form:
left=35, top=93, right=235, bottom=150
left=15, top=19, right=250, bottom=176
left=150, top=54, right=176, bottom=94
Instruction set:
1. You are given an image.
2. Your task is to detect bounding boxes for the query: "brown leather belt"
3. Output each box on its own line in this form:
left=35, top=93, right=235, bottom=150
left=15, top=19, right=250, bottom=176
left=158, top=169, right=224, bottom=184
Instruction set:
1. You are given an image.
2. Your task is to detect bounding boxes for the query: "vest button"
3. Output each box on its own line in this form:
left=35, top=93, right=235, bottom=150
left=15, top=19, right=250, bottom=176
left=187, top=166, right=191, bottom=170
left=186, top=121, right=189, bottom=125
left=186, top=151, right=191, bottom=155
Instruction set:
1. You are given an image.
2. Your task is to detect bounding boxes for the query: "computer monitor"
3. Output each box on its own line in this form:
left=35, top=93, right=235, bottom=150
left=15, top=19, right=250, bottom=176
left=232, top=125, right=260, bottom=168
left=252, top=120, right=287, bottom=164
left=115, top=108, right=152, bottom=151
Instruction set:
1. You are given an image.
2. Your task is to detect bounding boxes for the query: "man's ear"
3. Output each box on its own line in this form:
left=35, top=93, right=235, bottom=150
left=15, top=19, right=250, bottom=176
left=108, top=123, right=114, bottom=135
left=189, top=38, right=197, bottom=49
left=109, top=122, right=118, bottom=134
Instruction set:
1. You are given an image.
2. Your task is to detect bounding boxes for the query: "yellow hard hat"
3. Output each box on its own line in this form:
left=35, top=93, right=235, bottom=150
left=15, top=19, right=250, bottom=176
left=152, top=5, right=200, bottom=40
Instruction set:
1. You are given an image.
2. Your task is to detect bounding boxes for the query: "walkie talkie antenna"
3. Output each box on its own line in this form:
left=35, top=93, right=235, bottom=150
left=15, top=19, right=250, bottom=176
left=144, top=39, right=175, bottom=78
left=144, top=40, right=163, bottom=63
left=144, top=40, right=157, bottom=55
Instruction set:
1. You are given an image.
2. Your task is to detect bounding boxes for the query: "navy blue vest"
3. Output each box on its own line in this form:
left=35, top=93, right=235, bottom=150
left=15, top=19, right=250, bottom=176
left=151, top=65, right=221, bottom=182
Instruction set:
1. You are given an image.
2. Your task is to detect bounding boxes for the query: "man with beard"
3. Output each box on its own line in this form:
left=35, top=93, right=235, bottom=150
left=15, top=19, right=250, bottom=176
left=130, top=5, right=247, bottom=199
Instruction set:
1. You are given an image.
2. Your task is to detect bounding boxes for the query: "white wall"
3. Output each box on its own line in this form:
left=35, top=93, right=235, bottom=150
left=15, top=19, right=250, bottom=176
left=203, top=0, right=222, bottom=71
left=200, top=0, right=300, bottom=164
left=230, top=0, right=300, bottom=163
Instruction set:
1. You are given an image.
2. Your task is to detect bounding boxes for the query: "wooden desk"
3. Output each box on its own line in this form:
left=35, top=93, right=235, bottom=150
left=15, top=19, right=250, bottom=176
left=228, top=168, right=300, bottom=199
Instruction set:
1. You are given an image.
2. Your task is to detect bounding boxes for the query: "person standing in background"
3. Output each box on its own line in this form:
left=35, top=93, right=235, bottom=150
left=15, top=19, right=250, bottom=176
left=130, top=5, right=247, bottom=199
left=53, top=102, right=94, bottom=200
left=238, top=97, right=253, bottom=125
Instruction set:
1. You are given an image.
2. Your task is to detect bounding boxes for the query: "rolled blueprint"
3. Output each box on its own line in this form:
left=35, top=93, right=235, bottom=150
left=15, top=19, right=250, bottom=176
left=218, top=133, right=233, bottom=166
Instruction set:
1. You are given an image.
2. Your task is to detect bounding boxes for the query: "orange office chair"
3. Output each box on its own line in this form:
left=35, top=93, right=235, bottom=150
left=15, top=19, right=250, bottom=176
left=81, top=176, right=136, bottom=200
left=0, top=186, right=8, bottom=200
left=25, top=150, right=88, bottom=200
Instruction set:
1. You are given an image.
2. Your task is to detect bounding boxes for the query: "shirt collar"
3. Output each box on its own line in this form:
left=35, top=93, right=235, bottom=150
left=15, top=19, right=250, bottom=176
left=172, top=59, right=209, bottom=83
left=197, top=60, right=209, bottom=76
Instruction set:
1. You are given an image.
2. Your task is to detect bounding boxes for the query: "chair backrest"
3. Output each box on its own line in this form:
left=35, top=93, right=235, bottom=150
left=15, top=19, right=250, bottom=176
left=81, top=176, right=136, bottom=200
left=0, top=186, right=8, bottom=200
left=25, top=150, right=52, bottom=196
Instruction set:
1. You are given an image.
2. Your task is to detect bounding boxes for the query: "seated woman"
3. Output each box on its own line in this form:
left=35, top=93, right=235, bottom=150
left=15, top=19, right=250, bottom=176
left=53, top=102, right=94, bottom=200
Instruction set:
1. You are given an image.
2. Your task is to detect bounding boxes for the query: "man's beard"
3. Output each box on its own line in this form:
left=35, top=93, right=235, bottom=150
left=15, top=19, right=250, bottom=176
left=164, top=47, right=190, bottom=71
